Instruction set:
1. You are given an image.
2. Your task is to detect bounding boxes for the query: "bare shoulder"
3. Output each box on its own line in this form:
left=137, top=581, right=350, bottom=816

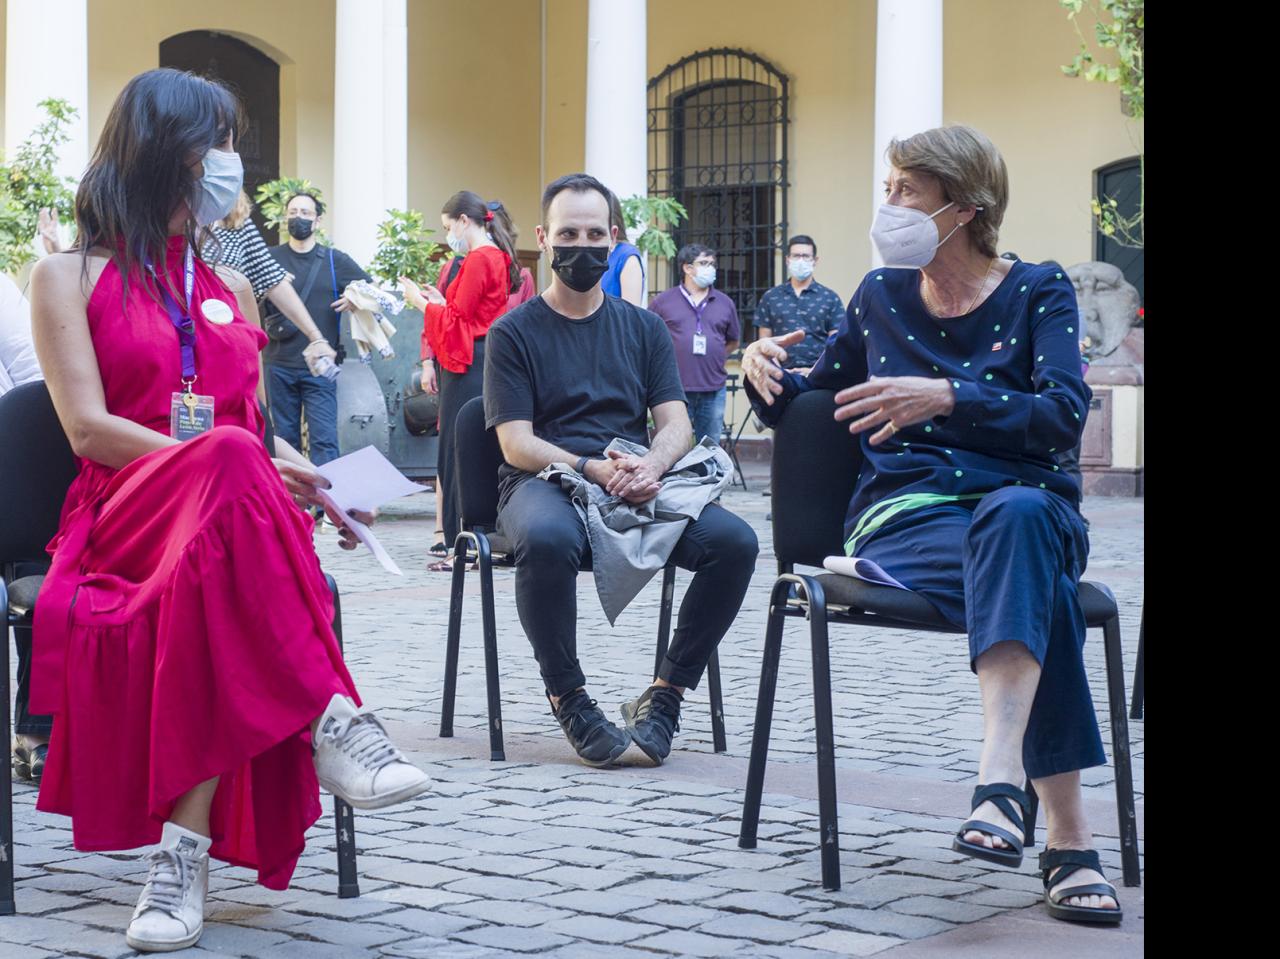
left=30, top=250, right=111, bottom=310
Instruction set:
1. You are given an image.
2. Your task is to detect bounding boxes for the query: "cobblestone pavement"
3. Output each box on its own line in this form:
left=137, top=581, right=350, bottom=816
left=4, top=479, right=1144, bottom=958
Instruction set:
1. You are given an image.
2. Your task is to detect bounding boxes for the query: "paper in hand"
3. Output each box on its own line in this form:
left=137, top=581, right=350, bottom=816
left=316, top=446, right=421, bottom=575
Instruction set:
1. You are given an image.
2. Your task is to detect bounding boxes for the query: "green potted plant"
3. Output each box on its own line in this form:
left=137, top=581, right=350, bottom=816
left=620, top=194, right=688, bottom=258
left=0, top=98, right=78, bottom=275
left=368, top=208, right=446, bottom=290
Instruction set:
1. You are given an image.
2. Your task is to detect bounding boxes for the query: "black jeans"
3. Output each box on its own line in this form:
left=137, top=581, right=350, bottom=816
left=10, top=561, right=52, bottom=737
left=437, top=339, right=485, bottom=546
left=497, top=478, right=758, bottom=696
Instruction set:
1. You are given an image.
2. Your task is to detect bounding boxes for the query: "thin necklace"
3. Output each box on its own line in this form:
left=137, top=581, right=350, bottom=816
left=921, top=258, right=996, bottom=318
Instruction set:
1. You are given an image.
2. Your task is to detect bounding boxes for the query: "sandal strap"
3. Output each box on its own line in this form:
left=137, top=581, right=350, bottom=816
left=1039, top=848, right=1104, bottom=889
left=1039, top=848, right=1102, bottom=874
left=1047, top=881, right=1118, bottom=906
left=958, top=819, right=1023, bottom=851
left=970, top=783, right=1028, bottom=832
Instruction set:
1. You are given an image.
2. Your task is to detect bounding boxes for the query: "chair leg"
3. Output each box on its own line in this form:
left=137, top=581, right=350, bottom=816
left=325, top=576, right=360, bottom=900
left=476, top=536, right=505, bottom=762
left=1129, top=608, right=1144, bottom=720
left=1024, top=781, right=1039, bottom=848
left=1101, top=614, right=1141, bottom=887
left=803, top=578, right=842, bottom=892
left=439, top=535, right=468, bottom=738
left=652, top=565, right=675, bottom=680
left=738, top=578, right=790, bottom=851
left=2, top=583, right=16, bottom=915
left=707, top=649, right=727, bottom=754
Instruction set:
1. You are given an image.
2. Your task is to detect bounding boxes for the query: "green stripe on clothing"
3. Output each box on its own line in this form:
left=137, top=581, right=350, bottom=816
left=845, top=492, right=986, bottom=556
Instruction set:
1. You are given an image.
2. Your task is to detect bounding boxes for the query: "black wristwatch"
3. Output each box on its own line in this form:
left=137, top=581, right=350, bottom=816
left=576, top=456, right=591, bottom=476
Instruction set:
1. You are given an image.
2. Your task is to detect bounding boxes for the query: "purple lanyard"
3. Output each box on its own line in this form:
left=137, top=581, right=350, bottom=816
left=684, top=290, right=710, bottom=335
left=149, top=245, right=198, bottom=388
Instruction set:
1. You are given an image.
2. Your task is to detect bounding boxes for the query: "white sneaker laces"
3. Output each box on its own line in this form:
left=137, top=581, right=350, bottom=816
left=330, top=713, right=402, bottom=771
left=139, top=850, right=191, bottom=916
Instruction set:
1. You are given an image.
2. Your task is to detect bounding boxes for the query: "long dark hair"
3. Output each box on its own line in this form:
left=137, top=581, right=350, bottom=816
left=76, top=68, right=243, bottom=298
left=442, top=190, right=521, bottom=293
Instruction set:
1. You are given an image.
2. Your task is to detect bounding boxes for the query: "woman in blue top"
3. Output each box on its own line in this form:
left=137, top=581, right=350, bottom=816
left=601, top=192, right=646, bottom=305
left=744, top=126, right=1121, bottom=926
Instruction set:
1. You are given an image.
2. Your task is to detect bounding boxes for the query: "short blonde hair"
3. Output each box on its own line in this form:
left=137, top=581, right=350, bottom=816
left=220, top=189, right=254, bottom=230
left=887, top=126, right=1008, bottom=258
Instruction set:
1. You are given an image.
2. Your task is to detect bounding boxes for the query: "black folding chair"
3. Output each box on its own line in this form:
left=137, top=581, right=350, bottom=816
left=439, top=396, right=727, bottom=761
left=0, top=382, right=360, bottom=912
left=1130, top=606, right=1144, bottom=720
left=736, top=389, right=1141, bottom=892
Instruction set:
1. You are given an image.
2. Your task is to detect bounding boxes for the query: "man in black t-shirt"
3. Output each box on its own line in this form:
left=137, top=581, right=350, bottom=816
left=266, top=191, right=372, bottom=465
left=484, top=174, right=758, bottom=768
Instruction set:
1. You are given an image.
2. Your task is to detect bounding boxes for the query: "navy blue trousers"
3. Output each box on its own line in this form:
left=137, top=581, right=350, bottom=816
left=857, top=486, right=1106, bottom=780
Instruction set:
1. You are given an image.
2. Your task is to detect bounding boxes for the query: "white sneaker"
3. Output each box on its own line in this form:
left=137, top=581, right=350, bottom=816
left=313, top=694, right=432, bottom=809
left=125, top=822, right=210, bottom=953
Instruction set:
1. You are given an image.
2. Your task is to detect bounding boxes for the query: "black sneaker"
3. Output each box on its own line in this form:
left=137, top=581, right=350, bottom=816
left=620, top=685, right=683, bottom=766
left=549, top=690, right=631, bottom=768
left=13, top=739, right=48, bottom=783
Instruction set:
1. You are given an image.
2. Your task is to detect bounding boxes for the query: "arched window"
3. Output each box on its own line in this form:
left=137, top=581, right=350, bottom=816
left=648, top=49, right=789, bottom=337
left=1094, top=156, right=1143, bottom=305
left=160, top=31, right=280, bottom=234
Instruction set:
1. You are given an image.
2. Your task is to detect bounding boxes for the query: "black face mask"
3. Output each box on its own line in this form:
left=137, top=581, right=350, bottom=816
left=287, top=216, right=315, bottom=240
left=550, top=244, right=610, bottom=293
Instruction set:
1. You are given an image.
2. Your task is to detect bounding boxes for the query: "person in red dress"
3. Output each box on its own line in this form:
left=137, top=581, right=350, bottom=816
left=421, top=200, right=535, bottom=559
left=27, top=68, right=432, bottom=953
left=398, top=191, right=520, bottom=571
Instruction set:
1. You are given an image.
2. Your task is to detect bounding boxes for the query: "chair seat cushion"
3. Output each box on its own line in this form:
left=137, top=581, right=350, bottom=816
left=812, top=573, right=955, bottom=628
left=809, top=574, right=1118, bottom=630
left=6, top=574, right=45, bottom=622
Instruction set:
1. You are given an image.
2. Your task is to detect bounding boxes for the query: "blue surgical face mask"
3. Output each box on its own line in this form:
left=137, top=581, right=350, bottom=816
left=693, top=264, right=716, bottom=289
left=191, top=148, right=244, bottom=226
left=787, top=258, right=815, bottom=281
left=446, top=223, right=469, bottom=256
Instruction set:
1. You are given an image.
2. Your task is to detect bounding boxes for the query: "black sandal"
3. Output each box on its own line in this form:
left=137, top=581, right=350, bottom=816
left=1040, top=848, right=1123, bottom=925
left=428, top=539, right=449, bottom=558
left=952, top=782, right=1037, bottom=868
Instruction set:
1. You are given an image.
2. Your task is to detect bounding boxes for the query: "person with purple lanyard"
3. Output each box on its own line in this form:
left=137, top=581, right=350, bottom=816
left=648, top=244, right=740, bottom=444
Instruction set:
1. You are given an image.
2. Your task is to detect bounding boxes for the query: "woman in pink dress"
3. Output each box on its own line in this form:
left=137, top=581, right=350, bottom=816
left=28, top=68, right=432, bottom=953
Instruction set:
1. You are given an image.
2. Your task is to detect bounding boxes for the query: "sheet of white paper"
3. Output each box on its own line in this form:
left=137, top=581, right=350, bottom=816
left=315, top=490, right=403, bottom=575
left=823, top=555, right=909, bottom=591
left=314, top=446, right=420, bottom=575
left=316, top=445, right=421, bottom=514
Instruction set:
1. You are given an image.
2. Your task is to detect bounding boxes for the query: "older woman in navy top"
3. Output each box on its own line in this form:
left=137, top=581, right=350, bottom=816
left=743, top=126, right=1121, bottom=926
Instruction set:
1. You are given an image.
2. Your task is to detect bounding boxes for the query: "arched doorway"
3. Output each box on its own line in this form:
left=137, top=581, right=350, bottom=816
left=1094, top=156, right=1143, bottom=305
left=648, top=48, right=789, bottom=337
left=160, top=31, right=280, bottom=235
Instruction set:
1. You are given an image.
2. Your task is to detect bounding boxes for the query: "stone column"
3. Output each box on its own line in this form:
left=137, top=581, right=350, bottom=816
left=5, top=0, right=89, bottom=253
left=333, top=0, right=407, bottom=267
left=584, top=0, right=648, bottom=206
left=872, top=0, right=943, bottom=264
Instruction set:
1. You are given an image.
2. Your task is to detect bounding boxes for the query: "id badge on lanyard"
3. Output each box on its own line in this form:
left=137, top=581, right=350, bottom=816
left=154, top=246, right=216, bottom=440
left=691, top=297, right=709, bottom=356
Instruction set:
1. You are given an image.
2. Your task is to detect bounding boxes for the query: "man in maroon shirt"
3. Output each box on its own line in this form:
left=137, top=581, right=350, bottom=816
left=649, top=245, right=740, bottom=444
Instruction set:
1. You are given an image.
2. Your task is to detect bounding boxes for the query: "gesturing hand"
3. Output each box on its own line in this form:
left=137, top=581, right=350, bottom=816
left=741, top=330, right=805, bottom=405
left=833, top=376, right=956, bottom=445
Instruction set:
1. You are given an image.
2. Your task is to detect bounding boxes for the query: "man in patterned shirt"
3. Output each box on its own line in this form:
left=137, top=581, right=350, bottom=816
left=755, top=235, right=844, bottom=372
